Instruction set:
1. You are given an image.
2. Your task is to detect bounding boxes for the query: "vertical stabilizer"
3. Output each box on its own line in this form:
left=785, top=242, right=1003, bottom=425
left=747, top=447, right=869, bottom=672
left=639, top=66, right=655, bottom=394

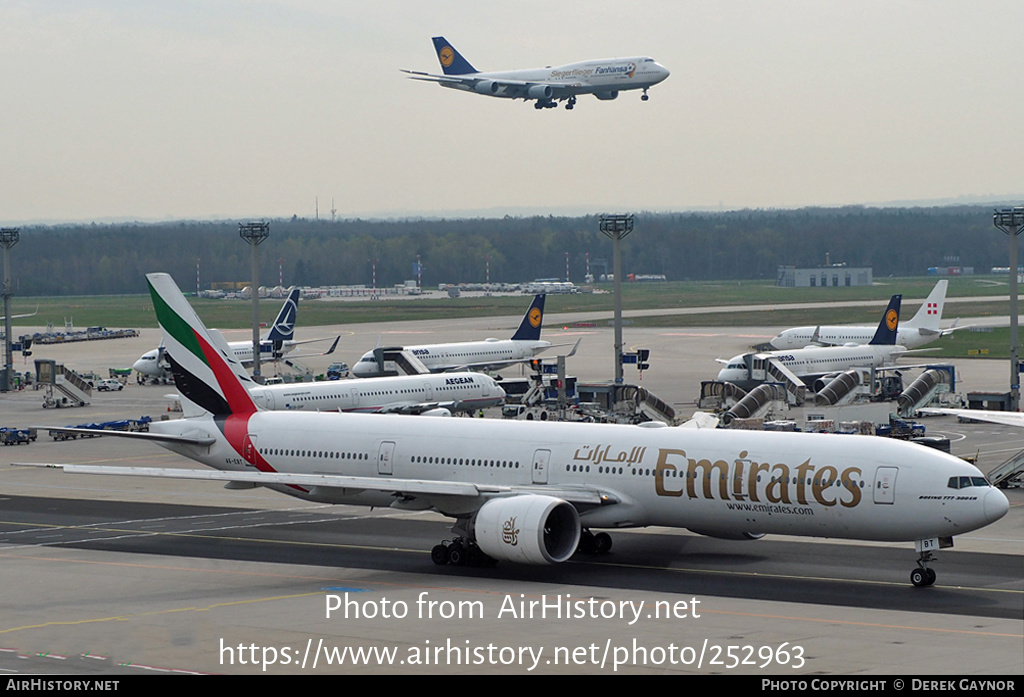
left=869, top=294, right=902, bottom=345
left=264, top=287, right=299, bottom=343
left=146, top=273, right=259, bottom=417
left=511, top=294, right=546, bottom=341
left=432, top=36, right=478, bottom=75
left=903, top=280, right=947, bottom=331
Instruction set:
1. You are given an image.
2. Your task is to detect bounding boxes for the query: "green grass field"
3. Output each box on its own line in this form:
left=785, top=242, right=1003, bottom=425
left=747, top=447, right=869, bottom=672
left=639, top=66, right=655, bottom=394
left=6, top=276, right=1013, bottom=359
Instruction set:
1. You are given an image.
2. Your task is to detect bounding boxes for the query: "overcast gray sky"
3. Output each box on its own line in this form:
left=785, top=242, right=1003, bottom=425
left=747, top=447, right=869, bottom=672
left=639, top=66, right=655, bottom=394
left=2, top=1, right=1021, bottom=224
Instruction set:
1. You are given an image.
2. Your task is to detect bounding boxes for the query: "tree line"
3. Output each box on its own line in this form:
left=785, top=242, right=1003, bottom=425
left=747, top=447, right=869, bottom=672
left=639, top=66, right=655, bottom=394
left=8, top=205, right=1010, bottom=296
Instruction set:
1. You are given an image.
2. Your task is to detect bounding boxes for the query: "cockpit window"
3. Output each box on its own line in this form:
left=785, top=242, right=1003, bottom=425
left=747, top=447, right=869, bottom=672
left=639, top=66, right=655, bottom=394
left=947, top=476, right=991, bottom=489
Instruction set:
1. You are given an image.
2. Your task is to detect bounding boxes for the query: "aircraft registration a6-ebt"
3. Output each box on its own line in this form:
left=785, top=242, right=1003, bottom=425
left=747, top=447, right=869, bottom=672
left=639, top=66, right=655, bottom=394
left=24, top=274, right=1008, bottom=588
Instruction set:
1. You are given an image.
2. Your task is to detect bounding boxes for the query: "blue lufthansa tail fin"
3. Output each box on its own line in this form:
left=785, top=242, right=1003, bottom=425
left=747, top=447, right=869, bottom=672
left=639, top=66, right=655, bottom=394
left=432, top=36, right=478, bottom=75
left=869, top=294, right=902, bottom=345
left=511, top=294, right=545, bottom=342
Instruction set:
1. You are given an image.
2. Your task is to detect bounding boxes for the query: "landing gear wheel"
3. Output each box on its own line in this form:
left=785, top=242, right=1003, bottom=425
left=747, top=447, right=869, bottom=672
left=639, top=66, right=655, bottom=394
left=911, top=567, right=937, bottom=587
left=431, top=544, right=448, bottom=566
left=578, top=529, right=612, bottom=555
left=447, top=541, right=466, bottom=566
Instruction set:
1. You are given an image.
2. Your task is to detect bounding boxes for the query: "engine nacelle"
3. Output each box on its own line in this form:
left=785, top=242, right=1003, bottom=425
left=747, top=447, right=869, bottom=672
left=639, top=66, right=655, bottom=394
left=594, top=90, right=619, bottom=100
left=474, top=80, right=500, bottom=95
left=475, top=494, right=580, bottom=564
left=421, top=407, right=452, bottom=417
left=527, top=84, right=553, bottom=100
left=688, top=528, right=765, bottom=541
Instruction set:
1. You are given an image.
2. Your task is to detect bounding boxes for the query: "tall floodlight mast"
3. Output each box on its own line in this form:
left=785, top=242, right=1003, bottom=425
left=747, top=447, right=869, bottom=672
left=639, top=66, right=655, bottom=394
left=599, top=214, right=634, bottom=383
left=239, top=221, right=270, bottom=383
left=994, top=206, right=1024, bottom=411
left=0, top=228, right=20, bottom=393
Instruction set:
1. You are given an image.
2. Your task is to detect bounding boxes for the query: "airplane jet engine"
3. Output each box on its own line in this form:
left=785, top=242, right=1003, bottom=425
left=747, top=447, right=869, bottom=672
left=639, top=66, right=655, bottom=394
left=474, top=80, right=500, bottom=95
left=474, top=494, right=580, bottom=564
left=527, top=84, right=553, bottom=100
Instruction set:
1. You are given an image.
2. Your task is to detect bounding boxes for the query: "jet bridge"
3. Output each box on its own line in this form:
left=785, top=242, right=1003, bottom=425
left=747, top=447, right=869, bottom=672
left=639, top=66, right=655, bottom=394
left=754, top=355, right=807, bottom=405
left=723, top=383, right=788, bottom=425
left=897, top=367, right=954, bottom=417
left=363, top=347, right=431, bottom=377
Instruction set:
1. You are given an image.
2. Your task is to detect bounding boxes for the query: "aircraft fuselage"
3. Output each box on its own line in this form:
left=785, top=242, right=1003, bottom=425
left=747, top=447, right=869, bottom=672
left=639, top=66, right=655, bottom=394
left=153, top=411, right=1006, bottom=544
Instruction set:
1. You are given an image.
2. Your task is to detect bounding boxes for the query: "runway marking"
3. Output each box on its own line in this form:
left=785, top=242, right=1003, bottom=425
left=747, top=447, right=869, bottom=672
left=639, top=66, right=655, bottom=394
left=0, top=552, right=1019, bottom=643
left=0, top=590, right=325, bottom=636
left=579, top=558, right=1024, bottom=596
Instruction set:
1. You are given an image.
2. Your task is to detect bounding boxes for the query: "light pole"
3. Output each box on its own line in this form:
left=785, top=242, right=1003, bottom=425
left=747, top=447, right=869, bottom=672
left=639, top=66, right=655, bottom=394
left=0, top=228, right=19, bottom=392
left=994, top=206, right=1024, bottom=411
left=239, top=221, right=270, bottom=383
left=599, top=214, right=634, bottom=383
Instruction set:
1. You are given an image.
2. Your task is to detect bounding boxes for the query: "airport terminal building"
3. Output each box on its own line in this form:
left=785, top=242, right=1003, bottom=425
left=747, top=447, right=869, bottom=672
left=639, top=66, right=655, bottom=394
left=777, top=265, right=873, bottom=288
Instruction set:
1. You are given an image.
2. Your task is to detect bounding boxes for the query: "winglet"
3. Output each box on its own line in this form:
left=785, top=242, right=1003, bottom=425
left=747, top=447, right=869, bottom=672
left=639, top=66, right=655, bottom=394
left=431, top=36, right=478, bottom=75
left=869, top=294, right=902, bottom=345
left=511, top=294, right=546, bottom=342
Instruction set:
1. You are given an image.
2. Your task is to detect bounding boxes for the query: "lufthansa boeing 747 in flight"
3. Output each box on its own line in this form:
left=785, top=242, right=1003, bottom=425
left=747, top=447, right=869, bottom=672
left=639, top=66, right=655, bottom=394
left=403, top=36, right=670, bottom=110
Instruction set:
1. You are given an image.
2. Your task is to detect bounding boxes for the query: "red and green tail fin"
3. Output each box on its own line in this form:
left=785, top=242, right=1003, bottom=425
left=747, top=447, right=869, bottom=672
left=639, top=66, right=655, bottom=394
left=146, top=273, right=258, bottom=417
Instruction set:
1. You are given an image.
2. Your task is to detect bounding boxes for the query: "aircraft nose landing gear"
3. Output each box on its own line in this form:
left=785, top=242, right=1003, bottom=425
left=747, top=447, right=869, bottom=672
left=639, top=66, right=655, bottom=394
left=911, top=551, right=937, bottom=587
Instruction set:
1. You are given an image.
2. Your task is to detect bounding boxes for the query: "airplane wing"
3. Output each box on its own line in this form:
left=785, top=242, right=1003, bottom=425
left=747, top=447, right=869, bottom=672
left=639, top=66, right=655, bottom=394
left=14, top=462, right=613, bottom=508
left=401, top=70, right=573, bottom=100
left=918, top=321, right=973, bottom=337
left=276, top=336, right=339, bottom=359
left=918, top=408, right=1024, bottom=428
left=34, top=426, right=216, bottom=447
left=351, top=401, right=455, bottom=415
left=447, top=338, right=580, bottom=374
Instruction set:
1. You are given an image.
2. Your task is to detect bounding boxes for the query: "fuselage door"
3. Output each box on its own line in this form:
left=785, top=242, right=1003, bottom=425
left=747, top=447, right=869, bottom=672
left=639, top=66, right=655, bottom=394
left=873, top=466, right=898, bottom=504
left=532, top=449, right=551, bottom=485
left=378, top=441, right=396, bottom=476
left=244, top=434, right=258, bottom=467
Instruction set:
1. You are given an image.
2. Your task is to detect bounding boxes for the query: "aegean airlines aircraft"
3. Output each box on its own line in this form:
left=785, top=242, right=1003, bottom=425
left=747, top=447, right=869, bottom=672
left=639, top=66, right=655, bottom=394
left=250, top=371, right=505, bottom=416
left=23, top=274, right=1009, bottom=588
left=403, top=36, right=670, bottom=110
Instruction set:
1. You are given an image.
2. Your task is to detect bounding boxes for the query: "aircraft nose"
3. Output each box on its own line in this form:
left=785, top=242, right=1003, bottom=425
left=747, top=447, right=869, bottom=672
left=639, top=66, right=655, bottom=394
left=984, top=487, right=1010, bottom=524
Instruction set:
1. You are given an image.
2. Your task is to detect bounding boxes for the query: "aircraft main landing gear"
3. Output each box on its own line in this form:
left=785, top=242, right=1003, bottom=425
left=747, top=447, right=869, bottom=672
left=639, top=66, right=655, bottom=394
left=431, top=537, right=495, bottom=567
left=911, top=551, right=937, bottom=587
left=565, top=96, right=577, bottom=110
left=577, top=529, right=612, bottom=555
